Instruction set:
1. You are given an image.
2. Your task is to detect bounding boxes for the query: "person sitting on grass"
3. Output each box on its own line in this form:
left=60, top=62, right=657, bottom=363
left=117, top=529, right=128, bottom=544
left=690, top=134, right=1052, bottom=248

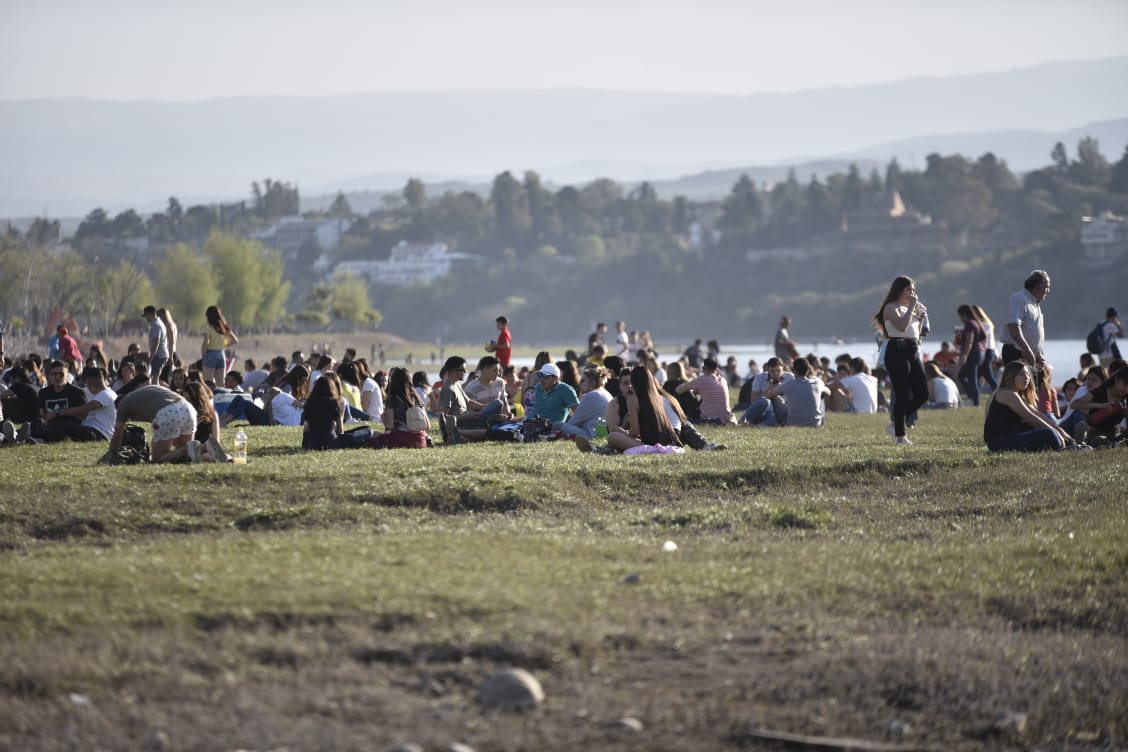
left=372, top=366, right=430, bottom=450
left=219, top=364, right=309, bottom=427
left=983, top=361, right=1074, bottom=452
left=98, top=384, right=202, bottom=463
left=527, top=362, right=579, bottom=424
left=584, top=365, right=684, bottom=454
left=1065, top=366, right=1128, bottom=445
left=923, top=361, right=961, bottom=409
left=674, top=357, right=733, bottom=424
left=18, top=360, right=88, bottom=443
left=301, top=371, right=368, bottom=451
left=753, top=357, right=830, bottom=428
left=741, top=357, right=793, bottom=426
left=663, top=360, right=701, bottom=421
left=556, top=364, right=612, bottom=440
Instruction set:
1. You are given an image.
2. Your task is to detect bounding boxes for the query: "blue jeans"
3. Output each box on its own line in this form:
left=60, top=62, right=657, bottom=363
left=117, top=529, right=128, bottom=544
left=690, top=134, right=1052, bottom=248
left=958, top=350, right=982, bottom=407
left=221, top=395, right=273, bottom=426
left=987, top=428, right=1064, bottom=452
left=978, top=348, right=998, bottom=391
left=742, top=397, right=786, bottom=426
left=458, top=399, right=505, bottom=428
left=1057, top=410, right=1086, bottom=437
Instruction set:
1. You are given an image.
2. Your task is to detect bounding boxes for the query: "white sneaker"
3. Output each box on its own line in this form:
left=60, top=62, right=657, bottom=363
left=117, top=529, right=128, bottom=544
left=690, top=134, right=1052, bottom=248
left=186, top=440, right=202, bottom=463
left=885, top=422, right=896, bottom=437
left=894, top=436, right=913, bottom=446
left=0, top=420, right=15, bottom=445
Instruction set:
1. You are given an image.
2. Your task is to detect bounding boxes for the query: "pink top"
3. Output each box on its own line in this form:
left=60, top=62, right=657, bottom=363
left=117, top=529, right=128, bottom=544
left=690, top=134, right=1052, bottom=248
left=686, top=372, right=733, bottom=422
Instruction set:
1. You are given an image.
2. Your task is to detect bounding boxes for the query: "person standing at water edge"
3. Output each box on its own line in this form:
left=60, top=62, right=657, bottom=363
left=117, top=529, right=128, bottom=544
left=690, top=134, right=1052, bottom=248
left=1001, top=270, right=1050, bottom=368
left=774, top=316, right=799, bottom=362
left=873, top=276, right=928, bottom=445
left=1098, top=307, right=1122, bottom=367
left=484, top=315, right=512, bottom=368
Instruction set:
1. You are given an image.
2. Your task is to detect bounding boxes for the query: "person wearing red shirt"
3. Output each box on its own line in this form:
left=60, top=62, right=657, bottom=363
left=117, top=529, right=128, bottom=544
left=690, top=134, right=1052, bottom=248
left=486, top=315, right=512, bottom=368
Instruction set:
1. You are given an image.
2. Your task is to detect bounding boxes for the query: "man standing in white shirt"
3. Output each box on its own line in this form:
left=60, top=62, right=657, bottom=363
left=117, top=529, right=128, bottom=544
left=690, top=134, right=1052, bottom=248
left=1001, top=269, right=1050, bottom=368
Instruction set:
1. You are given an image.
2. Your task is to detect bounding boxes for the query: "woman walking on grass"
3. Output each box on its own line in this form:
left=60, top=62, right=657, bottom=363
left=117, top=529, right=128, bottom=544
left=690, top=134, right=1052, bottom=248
left=202, top=305, right=237, bottom=386
left=970, top=304, right=998, bottom=392
left=873, top=275, right=929, bottom=445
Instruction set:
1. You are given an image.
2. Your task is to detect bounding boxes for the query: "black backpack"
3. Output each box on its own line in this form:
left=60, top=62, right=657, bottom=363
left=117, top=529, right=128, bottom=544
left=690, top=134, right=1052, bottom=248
left=115, top=424, right=150, bottom=464
left=1086, top=322, right=1106, bottom=355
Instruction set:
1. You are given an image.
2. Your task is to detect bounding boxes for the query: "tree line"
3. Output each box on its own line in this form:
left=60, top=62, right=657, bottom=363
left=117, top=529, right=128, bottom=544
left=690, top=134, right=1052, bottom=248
left=2, top=139, right=1126, bottom=343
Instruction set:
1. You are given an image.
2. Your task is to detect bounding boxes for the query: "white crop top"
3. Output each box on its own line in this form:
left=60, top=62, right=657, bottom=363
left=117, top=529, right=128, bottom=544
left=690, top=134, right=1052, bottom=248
left=884, top=305, right=921, bottom=339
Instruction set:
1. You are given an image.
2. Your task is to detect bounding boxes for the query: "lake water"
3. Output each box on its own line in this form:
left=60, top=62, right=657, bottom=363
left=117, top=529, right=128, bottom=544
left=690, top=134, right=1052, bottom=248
left=514, top=339, right=1092, bottom=387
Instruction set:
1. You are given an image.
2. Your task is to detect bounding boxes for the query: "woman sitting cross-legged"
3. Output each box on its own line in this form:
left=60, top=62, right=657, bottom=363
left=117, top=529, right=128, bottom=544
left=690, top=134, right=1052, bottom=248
left=597, top=365, right=685, bottom=455
left=302, top=371, right=368, bottom=450
left=983, top=361, right=1074, bottom=452
left=371, top=367, right=430, bottom=449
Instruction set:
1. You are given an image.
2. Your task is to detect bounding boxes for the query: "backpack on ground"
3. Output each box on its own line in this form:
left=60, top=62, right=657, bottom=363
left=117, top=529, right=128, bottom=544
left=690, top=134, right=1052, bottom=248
left=1086, top=322, right=1106, bottom=355
left=118, top=424, right=150, bottom=463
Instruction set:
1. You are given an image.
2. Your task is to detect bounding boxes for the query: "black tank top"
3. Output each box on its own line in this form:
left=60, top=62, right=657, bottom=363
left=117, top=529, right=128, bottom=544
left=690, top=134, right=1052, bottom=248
left=983, top=394, right=1029, bottom=442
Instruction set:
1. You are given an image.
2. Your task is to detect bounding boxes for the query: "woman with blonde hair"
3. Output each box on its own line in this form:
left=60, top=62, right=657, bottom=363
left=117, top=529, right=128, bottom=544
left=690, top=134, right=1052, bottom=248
left=983, top=361, right=1072, bottom=452
left=873, top=275, right=928, bottom=445
left=201, top=305, right=238, bottom=386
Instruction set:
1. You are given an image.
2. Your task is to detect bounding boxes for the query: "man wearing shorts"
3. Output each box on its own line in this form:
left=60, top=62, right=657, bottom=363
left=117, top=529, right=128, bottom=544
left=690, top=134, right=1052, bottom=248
left=98, top=385, right=199, bottom=464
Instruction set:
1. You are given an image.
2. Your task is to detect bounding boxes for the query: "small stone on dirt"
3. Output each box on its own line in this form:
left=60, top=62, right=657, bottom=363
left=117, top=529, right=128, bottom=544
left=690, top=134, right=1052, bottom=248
left=448, top=744, right=477, bottom=752
left=622, top=573, right=640, bottom=584
left=478, top=668, right=545, bottom=711
left=992, top=711, right=1027, bottom=737
left=607, top=717, right=643, bottom=733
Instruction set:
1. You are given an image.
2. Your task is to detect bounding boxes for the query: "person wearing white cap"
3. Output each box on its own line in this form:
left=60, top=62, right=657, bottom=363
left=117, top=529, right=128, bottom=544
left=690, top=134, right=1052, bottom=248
left=529, top=362, right=579, bottom=424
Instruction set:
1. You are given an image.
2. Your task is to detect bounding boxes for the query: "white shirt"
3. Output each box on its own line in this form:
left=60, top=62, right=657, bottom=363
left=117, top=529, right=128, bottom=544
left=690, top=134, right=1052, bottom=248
left=616, top=330, right=630, bottom=358
left=930, top=376, right=960, bottom=407
left=82, top=386, right=118, bottom=439
left=271, top=391, right=303, bottom=426
left=361, top=377, right=384, bottom=416
left=839, top=373, right=878, bottom=414
left=884, top=305, right=921, bottom=339
left=1102, top=321, right=1119, bottom=359
left=1003, top=288, right=1044, bottom=357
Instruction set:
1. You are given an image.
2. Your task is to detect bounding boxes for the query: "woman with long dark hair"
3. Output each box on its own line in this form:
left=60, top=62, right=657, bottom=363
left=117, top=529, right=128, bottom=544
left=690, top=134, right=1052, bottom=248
left=956, top=304, right=985, bottom=407
left=202, top=305, right=238, bottom=386
left=373, top=366, right=430, bottom=449
left=970, top=304, right=998, bottom=391
left=602, top=365, right=684, bottom=453
left=873, top=275, right=928, bottom=445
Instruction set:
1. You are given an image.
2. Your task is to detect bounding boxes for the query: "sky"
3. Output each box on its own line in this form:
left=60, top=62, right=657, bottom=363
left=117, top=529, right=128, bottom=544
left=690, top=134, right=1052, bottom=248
left=2, top=0, right=1127, bottom=101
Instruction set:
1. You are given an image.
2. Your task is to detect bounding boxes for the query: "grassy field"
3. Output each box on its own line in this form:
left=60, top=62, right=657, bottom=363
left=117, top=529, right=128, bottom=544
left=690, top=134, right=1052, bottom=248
left=1, top=409, right=1125, bottom=751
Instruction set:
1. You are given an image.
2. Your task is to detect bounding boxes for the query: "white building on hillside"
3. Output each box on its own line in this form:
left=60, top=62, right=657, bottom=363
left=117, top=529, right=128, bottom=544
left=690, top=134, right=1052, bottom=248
left=253, top=217, right=352, bottom=257
left=1081, top=213, right=1128, bottom=265
left=335, top=240, right=482, bottom=286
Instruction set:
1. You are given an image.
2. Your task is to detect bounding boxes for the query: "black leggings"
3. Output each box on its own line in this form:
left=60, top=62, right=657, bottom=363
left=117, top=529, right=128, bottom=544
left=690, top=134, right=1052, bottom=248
left=886, top=339, right=928, bottom=437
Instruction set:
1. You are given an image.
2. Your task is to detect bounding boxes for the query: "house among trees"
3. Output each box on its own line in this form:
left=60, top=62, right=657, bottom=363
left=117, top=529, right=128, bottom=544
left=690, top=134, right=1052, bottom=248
left=252, top=216, right=353, bottom=259
left=334, top=240, right=482, bottom=287
left=841, top=189, right=937, bottom=238
left=1081, top=212, right=1128, bottom=266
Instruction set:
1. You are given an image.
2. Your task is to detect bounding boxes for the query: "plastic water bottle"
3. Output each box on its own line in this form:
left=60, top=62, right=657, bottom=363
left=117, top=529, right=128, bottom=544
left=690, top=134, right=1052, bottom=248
left=233, top=430, right=248, bottom=465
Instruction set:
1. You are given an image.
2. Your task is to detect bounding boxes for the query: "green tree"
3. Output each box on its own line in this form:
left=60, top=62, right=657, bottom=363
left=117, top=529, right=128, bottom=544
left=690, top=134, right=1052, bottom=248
left=26, top=218, right=60, bottom=248
left=885, top=158, right=903, bottom=192
left=842, top=164, right=865, bottom=211
left=1071, top=136, right=1111, bottom=187
left=719, top=174, right=762, bottom=237
left=329, top=191, right=354, bottom=218
left=1109, top=145, right=1128, bottom=194
left=96, top=261, right=155, bottom=335
left=403, top=179, right=426, bottom=210
left=204, top=232, right=290, bottom=330
left=491, top=171, right=531, bottom=252
left=329, top=270, right=380, bottom=328
left=155, top=244, right=220, bottom=334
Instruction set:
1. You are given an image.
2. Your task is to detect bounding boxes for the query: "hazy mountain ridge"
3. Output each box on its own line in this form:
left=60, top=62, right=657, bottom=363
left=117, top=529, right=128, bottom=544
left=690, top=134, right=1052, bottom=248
left=2, top=57, right=1126, bottom=216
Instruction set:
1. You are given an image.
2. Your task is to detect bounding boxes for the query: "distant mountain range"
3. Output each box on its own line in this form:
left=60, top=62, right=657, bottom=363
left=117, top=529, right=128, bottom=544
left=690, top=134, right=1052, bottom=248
left=1, top=56, right=1126, bottom=217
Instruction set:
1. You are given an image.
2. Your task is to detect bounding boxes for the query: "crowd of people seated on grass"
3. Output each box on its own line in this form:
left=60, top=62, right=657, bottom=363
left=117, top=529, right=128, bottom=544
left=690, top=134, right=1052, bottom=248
left=2, top=292, right=1126, bottom=458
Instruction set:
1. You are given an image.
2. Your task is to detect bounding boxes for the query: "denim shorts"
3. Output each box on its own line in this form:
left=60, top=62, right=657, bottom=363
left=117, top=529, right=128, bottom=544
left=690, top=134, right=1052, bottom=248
left=202, top=349, right=226, bottom=369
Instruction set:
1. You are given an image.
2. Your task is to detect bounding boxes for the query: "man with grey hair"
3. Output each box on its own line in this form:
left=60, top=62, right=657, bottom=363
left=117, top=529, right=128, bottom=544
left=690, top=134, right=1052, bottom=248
left=1002, top=269, right=1050, bottom=368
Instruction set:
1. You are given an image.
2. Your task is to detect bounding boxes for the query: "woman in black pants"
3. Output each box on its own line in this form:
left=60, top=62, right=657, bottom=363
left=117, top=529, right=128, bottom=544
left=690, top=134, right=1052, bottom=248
left=873, top=276, right=929, bottom=445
